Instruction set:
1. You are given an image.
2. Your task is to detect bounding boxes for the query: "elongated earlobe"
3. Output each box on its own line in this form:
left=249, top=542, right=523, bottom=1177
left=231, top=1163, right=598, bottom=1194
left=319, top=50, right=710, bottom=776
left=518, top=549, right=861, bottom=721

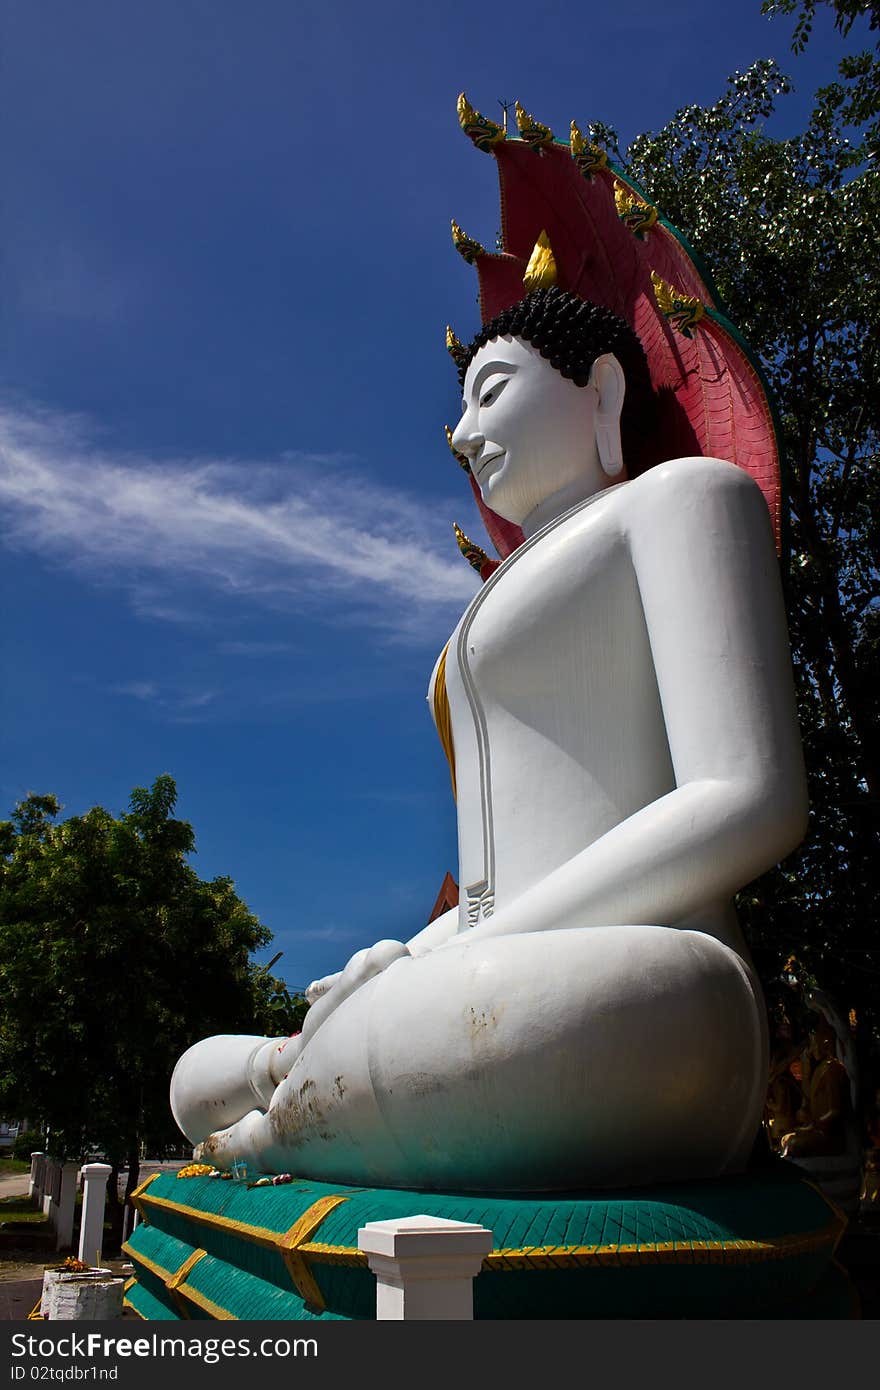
left=590, top=353, right=626, bottom=478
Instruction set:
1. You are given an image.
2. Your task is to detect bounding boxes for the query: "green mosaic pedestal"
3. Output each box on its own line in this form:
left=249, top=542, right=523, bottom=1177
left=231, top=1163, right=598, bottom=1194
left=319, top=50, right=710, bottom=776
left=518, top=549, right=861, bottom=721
left=123, top=1161, right=854, bottom=1320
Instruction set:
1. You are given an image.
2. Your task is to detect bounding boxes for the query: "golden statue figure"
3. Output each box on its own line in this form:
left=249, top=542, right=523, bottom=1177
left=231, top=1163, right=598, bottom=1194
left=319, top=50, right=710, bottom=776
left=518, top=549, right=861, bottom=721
left=780, top=1016, right=852, bottom=1159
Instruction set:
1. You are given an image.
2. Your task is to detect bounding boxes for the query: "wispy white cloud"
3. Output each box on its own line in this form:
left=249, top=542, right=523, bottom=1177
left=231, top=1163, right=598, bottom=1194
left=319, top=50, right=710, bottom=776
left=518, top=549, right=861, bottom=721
left=0, top=401, right=479, bottom=640
left=288, top=924, right=366, bottom=943
left=178, top=690, right=217, bottom=710
left=217, top=640, right=296, bottom=656
left=108, top=679, right=218, bottom=719
left=110, top=681, right=159, bottom=701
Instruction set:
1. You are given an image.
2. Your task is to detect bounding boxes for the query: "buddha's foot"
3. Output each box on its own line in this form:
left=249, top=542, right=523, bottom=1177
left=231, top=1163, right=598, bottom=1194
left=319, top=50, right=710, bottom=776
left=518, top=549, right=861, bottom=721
left=171, top=1033, right=287, bottom=1146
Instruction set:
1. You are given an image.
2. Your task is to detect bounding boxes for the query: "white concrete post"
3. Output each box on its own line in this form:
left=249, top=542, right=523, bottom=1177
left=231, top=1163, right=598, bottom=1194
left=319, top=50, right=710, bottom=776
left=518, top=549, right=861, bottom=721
left=358, top=1215, right=493, bottom=1320
left=42, top=1269, right=121, bottom=1321
left=54, top=1163, right=79, bottom=1251
left=29, top=1152, right=45, bottom=1204
left=78, top=1164, right=112, bottom=1267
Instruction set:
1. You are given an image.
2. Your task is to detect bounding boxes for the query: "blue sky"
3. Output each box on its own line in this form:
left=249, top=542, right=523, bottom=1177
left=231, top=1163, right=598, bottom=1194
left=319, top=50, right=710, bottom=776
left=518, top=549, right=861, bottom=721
left=0, top=1, right=863, bottom=991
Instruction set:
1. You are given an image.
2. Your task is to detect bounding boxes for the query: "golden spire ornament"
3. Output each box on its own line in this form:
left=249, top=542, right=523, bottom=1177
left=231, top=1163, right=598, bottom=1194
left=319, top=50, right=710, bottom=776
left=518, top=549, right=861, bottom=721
left=522, top=230, right=558, bottom=291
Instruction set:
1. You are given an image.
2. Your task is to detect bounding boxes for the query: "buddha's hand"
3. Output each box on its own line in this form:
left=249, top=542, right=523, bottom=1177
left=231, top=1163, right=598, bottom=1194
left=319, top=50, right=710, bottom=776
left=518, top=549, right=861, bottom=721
left=306, top=939, right=409, bottom=1005
left=305, top=973, right=341, bottom=1004
left=299, top=939, right=411, bottom=1043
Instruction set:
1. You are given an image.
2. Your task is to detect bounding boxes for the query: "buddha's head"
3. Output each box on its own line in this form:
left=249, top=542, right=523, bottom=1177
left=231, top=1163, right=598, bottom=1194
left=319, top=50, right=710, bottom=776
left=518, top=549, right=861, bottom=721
left=451, top=288, right=652, bottom=533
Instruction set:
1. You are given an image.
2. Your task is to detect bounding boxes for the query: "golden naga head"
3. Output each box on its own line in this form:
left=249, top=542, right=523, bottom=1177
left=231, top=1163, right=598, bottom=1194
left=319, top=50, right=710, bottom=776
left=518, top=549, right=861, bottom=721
left=457, top=93, right=505, bottom=152
left=515, top=101, right=554, bottom=151
left=452, top=521, right=490, bottom=574
left=444, top=424, right=470, bottom=471
left=651, top=272, right=705, bottom=338
left=570, top=121, right=608, bottom=178
left=450, top=220, right=486, bottom=265
left=614, top=179, right=659, bottom=237
left=445, top=325, right=469, bottom=372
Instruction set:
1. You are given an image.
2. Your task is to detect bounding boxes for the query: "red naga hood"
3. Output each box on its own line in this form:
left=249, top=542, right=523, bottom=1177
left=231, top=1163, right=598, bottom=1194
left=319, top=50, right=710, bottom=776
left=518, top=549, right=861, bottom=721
left=452, top=98, right=783, bottom=563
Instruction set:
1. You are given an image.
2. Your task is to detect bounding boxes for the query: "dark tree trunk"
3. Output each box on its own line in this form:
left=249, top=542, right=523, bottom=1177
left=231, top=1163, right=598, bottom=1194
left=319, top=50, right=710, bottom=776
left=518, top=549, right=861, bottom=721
left=104, top=1162, right=124, bottom=1256
left=123, top=1143, right=141, bottom=1243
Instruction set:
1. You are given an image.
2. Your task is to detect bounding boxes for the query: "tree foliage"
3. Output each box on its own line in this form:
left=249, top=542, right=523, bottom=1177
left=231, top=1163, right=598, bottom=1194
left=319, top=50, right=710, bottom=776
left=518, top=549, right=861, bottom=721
left=763, top=1, right=879, bottom=151
left=0, top=775, right=305, bottom=1229
left=762, top=0, right=879, bottom=52
left=606, top=30, right=879, bottom=1061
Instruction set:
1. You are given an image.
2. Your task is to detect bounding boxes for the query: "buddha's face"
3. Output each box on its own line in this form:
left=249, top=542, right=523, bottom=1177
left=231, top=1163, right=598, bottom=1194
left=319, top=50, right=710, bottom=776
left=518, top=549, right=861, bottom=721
left=451, top=336, right=608, bottom=528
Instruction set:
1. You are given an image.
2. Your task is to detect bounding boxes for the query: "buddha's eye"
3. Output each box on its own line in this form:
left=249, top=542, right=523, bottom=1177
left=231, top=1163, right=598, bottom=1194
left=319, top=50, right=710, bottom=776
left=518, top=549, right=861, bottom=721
left=479, top=378, right=508, bottom=409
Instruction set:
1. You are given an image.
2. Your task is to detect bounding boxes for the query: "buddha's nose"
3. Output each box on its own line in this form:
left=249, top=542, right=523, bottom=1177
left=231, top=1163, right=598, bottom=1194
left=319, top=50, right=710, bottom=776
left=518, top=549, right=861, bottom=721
left=451, top=421, right=484, bottom=462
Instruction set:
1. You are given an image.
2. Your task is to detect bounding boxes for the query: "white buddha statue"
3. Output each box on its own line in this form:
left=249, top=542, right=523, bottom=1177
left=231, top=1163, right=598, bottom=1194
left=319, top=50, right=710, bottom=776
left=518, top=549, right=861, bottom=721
left=171, top=288, right=808, bottom=1191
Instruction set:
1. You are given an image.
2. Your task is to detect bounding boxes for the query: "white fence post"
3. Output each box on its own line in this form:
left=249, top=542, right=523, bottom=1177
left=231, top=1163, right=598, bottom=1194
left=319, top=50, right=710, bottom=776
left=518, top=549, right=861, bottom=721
left=42, top=1160, right=59, bottom=1222
left=29, top=1152, right=45, bottom=1205
left=358, top=1215, right=493, bottom=1320
left=78, top=1164, right=112, bottom=1267
left=54, top=1162, right=79, bottom=1251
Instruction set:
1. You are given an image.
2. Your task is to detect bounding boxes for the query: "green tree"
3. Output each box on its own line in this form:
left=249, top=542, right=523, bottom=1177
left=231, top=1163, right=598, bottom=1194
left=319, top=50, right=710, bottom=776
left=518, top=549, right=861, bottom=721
left=609, top=32, right=878, bottom=1066
left=0, top=775, right=306, bottom=1246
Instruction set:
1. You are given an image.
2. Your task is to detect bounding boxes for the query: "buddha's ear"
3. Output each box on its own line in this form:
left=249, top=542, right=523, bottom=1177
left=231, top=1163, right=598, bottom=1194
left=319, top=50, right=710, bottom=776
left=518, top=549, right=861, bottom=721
left=589, top=353, right=626, bottom=479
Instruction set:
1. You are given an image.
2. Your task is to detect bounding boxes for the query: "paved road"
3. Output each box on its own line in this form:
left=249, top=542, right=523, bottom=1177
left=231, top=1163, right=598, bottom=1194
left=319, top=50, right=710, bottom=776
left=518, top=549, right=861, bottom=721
left=0, top=1175, right=30, bottom=1199
left=0, top=1279, right=41, bottom=1319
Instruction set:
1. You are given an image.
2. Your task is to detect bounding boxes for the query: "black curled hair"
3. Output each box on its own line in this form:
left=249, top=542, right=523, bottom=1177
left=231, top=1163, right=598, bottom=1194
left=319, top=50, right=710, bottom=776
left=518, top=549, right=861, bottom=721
left=458, top=287, right=658, bottom=469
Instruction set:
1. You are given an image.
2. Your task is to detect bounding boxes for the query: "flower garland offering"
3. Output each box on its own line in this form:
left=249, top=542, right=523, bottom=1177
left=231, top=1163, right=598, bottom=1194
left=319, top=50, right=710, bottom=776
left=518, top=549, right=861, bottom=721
left=177, top=1163, right=295, bottom=1184
left=246, top=1173, right=294, bottom=1189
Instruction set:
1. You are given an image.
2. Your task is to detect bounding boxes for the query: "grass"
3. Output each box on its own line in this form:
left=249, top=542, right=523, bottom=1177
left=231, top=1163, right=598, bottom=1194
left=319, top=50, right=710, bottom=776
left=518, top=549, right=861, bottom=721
left=0, top=1195, right=46, bottom=1228
left=0, top=1195, right=50, bottom=1229
left=0, top=1158, right=31, bottom=1175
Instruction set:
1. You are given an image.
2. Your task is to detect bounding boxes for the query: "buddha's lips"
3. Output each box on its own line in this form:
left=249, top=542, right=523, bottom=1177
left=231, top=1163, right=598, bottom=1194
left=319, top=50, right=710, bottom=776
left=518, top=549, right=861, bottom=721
left=476, top=451, right=504, bottom=478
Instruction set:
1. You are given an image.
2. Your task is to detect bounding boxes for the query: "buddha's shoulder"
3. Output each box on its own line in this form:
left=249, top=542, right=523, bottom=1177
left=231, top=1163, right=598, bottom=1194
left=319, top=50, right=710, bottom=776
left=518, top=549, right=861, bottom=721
left=632, top=455, right=756, bottom=500
left=618, top=456, right=766, bottom=536
left=556, top=458, right=760, bottom=544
